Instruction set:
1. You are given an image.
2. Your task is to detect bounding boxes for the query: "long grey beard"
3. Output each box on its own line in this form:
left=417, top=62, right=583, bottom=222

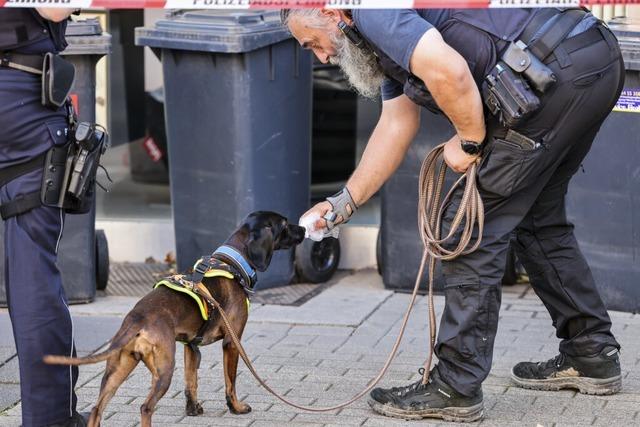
left=329, top=32, right=386, bottom=99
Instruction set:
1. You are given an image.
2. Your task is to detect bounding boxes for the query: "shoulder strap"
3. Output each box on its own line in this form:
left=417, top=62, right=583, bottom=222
left=528, top=9, right=587, bottom=61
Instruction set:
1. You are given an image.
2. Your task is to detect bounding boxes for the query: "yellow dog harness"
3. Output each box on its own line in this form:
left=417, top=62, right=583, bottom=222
left=154, top=261, right=251, bottom=321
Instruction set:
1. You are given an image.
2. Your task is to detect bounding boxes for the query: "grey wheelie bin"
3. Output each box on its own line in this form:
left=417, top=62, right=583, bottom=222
left=566, top=18, right=640, bottom=313
left=136, top=11, right=313, bottom=289
left=0, top=19, right=111, bottom=306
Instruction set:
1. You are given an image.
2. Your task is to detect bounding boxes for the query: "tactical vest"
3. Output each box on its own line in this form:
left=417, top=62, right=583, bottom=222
left=0, top=9, right=68, bottom=53
left=358, top=9, right=537, bottom=114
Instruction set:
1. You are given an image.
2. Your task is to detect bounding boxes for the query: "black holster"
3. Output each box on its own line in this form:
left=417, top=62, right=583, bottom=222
left=482, top=62, right=541, bottom=129
left=41, top=122, right=109, bottom=215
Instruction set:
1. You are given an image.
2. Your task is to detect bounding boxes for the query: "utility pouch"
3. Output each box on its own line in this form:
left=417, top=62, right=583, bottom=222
left=41, top=122, right=110, bottom=214
left=482, top=62, right=541, bottom=128
left=502, top=41, right=557, bottom=93
left=41, top=53, right=76, bottom=109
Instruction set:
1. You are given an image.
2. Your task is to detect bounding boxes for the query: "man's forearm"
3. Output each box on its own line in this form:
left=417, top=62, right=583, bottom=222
left=36, top=8, right=75, bottom=23
left=347, top=98, right=420, bottom=206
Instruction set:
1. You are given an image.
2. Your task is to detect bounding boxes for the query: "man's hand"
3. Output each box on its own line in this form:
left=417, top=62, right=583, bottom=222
left=302, top=201, right=334, bottom=232
left=443, top=134, right=480, bottom=174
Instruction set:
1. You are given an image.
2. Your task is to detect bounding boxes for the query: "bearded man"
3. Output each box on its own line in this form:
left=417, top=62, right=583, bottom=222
left=284, top=7, right=624, bottom=422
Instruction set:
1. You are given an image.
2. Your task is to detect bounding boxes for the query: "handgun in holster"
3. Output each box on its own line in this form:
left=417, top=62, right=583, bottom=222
left=41, top=122, right=109, bottom=214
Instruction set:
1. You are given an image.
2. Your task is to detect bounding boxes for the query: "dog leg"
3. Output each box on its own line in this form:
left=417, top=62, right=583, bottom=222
left=223, top=339, right=251, bottom=414
left=140, top=343, right=175, bottom=427
left=184, top=344, right=204, bottom=416
left=88, top=352, right=139, bottom=427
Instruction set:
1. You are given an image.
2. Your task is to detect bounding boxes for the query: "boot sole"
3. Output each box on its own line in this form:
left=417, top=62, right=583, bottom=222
left=510, top=368, right=622, bottom=395
left=367, top=398, right=484, bottom=422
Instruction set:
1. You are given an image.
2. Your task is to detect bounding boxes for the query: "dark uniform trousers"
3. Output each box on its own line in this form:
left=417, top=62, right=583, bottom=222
left=0, top=69, right=78, bottom=426
left=436, top=24, right=624, bottom=397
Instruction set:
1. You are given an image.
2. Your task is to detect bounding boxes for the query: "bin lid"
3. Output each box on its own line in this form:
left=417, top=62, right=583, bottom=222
left=63, top=18, right=112, bottom=56
left=608, top=18, right=640, bottom=71
left=135, top=10, right=291, bottom=53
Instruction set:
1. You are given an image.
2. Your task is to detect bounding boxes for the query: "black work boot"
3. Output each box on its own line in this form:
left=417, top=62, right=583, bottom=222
left=511, top=345, right=622, bottom=395
left=46, top=411, right=89, bottom=427
left=368, top=369, right=484, bottom=422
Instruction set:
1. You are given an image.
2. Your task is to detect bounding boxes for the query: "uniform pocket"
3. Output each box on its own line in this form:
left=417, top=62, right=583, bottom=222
left=438, top=284, right=501, bottom=360
left=477, top=137, right=544, bottom=198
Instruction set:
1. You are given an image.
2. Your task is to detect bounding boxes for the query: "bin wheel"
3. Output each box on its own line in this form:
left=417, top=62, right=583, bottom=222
left=96, top=229, right=110, bottom=291
left=376, top=229, right=383, bottom=276
left=295, top=238, right=340, bottom=284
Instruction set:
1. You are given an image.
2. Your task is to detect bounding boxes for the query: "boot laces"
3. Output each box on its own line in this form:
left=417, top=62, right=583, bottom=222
left=389, top=368, right=428, bottom=397
left=541, top=353, right=565, bottom=370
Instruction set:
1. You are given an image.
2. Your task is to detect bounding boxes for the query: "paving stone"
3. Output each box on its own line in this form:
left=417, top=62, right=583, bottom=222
left=2, top=272, right=640, bottom=426
left=292, top=413, right=364, bottom=425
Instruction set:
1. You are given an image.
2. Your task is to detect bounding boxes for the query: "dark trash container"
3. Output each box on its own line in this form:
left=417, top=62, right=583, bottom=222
left=379, top=112, right=456, bottom=292
left=312, top=64, right=358, bottom=187
left=136, top=11, right=313, bottom=289
left=566, top=18, right=640, bottom=313
left=0, top=19, right=111, bottom=306
left=129, top=88, right=170, bottom=184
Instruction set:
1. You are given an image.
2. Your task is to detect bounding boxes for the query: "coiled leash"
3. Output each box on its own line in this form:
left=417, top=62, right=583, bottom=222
left=196, top=143, right=484, bottom=411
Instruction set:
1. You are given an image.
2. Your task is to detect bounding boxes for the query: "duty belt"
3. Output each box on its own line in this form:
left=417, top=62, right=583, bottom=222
left=0, top=52, right=43, bottom=75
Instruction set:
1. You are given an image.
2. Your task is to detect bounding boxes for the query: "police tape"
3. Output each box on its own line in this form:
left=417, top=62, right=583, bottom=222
left=0, top=0, right=638, bottom=8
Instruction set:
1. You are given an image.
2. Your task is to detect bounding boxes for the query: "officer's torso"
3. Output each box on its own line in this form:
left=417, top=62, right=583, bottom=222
left=354, top=9, right=536, bottom=113
left=0, top=9, right=68, bottom=54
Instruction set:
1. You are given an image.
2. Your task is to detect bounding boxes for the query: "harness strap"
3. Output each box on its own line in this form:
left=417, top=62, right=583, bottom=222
left=186, top=282, right=218, bottom=351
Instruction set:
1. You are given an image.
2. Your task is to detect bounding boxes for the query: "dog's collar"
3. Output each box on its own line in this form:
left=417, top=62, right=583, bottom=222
left=212, top=245, right=258, bottom=289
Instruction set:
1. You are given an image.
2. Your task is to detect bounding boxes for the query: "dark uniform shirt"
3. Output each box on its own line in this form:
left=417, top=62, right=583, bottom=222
left=352, top=9, right=598, bottom=102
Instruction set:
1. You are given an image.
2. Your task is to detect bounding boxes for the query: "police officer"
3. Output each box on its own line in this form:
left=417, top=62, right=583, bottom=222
left=0, top=7, right=87, bottom=427
left=283, top=7, right=624, bottom=422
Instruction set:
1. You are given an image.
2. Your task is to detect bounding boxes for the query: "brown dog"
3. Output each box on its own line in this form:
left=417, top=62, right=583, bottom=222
left=45, top=211, right=306, bottom=427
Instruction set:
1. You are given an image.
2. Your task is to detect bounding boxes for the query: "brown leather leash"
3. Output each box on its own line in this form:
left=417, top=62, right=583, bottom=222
left=196, top=143, right=484, bottom=411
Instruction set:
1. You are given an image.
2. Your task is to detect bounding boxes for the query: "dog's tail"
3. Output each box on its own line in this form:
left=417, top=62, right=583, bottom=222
left=43, top=323, right=143, bottom=366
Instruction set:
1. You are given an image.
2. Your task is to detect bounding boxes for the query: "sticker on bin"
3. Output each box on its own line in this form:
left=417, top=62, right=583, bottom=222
left=2, top=0, right=639, bottom=9
left=613, top=89, right=640, bottom=114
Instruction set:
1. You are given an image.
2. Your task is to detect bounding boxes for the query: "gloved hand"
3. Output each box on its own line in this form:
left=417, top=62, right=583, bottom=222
left=299, top=211, right=339, bottom=242
left=298, top=187, right=358, bottom=241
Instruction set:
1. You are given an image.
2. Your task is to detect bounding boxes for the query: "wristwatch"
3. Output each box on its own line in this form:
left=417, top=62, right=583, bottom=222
left=460, top=138, right=483, bottom=156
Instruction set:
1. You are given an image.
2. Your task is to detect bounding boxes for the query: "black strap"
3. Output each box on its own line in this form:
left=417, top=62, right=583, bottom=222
left=546, top=26, right=605, bottom=64
left=519, top=8, right=562, bottom=44
left=0, top=152, right=47, bottom=188
left=187, top=318, right=212, bottom=358
left=0, top=51, right=44, bottom=75
left=528, top=9, right=587, bottom=61
left=0, top=191, right=41, bottom=220
left=189, top=256, right=211, bottom=285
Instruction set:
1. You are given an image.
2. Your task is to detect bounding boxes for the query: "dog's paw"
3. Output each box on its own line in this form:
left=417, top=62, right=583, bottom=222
left=228, top=400, right=252, bottom=414
left=186, top=401, right=204, bottom=416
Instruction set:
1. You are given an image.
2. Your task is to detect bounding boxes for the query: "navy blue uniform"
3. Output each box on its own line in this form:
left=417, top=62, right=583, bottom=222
left=0, top=10, right=78, bottom=426
left=353, top=9, right=622, bottom=397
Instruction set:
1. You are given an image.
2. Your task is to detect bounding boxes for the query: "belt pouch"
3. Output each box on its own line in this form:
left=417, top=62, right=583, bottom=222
left=41, top=52, right=76, bottom=109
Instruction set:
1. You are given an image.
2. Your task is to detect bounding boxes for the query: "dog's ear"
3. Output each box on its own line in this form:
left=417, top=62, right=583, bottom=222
left=246, top=227, right=274, bottom=272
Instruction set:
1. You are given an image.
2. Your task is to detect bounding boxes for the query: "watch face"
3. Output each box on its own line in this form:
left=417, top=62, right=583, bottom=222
left=461, top=141, right=482, bottom=155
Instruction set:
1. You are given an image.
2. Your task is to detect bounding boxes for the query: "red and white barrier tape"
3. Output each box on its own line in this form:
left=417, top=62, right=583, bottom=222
left=0, top=0, right=638, bottom=9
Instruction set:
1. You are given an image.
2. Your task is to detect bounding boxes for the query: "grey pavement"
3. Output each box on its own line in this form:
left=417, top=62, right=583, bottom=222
left=1, top=269, right=639, bottom=426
